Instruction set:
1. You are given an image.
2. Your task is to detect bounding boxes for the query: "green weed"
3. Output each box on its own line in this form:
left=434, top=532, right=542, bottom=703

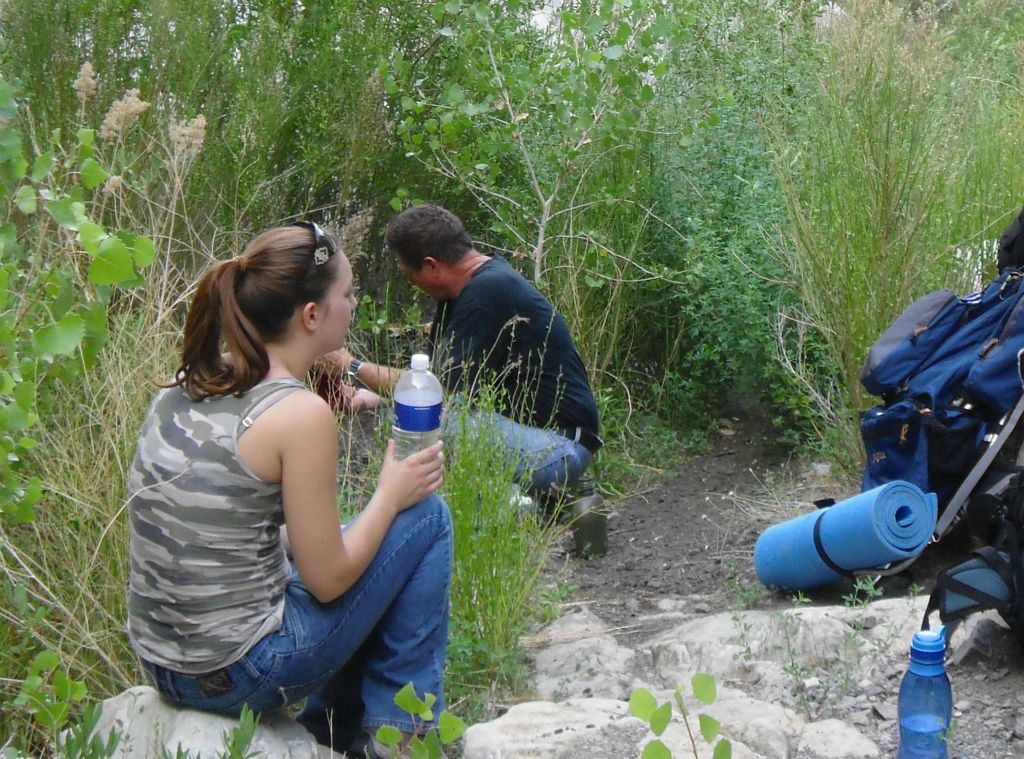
left=629, top=674, right=732, bottom=759
left=373, top=684, right=467, bottom=759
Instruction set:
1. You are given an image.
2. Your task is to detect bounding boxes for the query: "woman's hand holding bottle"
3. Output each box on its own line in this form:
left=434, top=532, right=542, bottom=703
left=375, top=439, right=444, bottom=513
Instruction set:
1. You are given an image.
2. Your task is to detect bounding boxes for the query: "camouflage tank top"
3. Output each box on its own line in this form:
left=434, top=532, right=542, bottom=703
left=126, top=378, right=306, bottom=673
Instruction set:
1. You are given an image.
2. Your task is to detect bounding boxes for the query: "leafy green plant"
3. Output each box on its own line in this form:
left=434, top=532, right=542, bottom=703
left=53, top=704, right=121, bottom=759
left=391, top=0, right=672, bottom=278
left=842, top=575, right=882, bottom=611
left=13, top=651, right=91, bottom=739
left=216, top=707, right=259, bottom=759
left=0, top=106, right=152, bottom=526
left=537, top=580, right=575, bottom=625
left=374, top=683, right=467, bottom=759
left=149, top=706, right=258, bottom=759
left=0, top=72, right=156, bottom=745
left=386, top=0, right=690, bottom=412
left=4, top=687, right=123, bottom=759
left=628, top=674, right=732, bottom=759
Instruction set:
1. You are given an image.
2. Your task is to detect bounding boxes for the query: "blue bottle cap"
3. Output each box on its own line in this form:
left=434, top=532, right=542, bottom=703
left=911, top=629, right=945, bottom=653
left=909, top=627, right=947, bottom=674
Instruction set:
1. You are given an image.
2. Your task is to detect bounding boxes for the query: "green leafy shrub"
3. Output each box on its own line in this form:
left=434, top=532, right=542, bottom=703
left=0, top=73, right=156, bottom=747
left=374, top=683, right=467, bottom=759
left=629, top=674, right=732, bottom=759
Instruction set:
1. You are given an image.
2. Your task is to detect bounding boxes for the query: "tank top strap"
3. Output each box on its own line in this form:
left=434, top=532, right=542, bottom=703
left=238, top=378, right=308, bottom=432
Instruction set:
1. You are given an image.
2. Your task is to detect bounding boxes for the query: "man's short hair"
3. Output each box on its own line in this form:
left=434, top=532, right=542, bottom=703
left=386, top=204, right=474, bottom=271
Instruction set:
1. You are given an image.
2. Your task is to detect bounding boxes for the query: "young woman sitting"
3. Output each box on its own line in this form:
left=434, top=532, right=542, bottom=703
left=126, top=222, right=451, bottom=757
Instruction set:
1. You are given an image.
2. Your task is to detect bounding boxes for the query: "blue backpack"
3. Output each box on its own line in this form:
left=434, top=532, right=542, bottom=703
left=864, top=210, right=1024, bottom=637
left=859, top=268, right=1024, bottom=513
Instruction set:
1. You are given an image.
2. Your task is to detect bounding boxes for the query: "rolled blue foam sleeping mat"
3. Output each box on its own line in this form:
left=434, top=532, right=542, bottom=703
left=753, top=481, right=938, bottom=591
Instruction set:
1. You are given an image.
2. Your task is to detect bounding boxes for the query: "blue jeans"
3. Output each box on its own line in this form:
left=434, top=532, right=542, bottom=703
left=140, top=494, right=452, bottom=743
left=445, top=408, right=592, bottom=495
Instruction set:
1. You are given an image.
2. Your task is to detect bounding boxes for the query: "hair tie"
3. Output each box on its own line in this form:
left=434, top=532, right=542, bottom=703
left=235, top=256, right=248, bottom=273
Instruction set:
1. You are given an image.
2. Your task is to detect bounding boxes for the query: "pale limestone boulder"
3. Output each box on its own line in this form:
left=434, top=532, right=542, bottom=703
left=705, top=688, right=806, bottom=759
left=530, top=607, right=639, bottom=700
left=461, top=698, right=638, bottom=758
left=462, top=693, right=768, bottom=759
left=91, top=686, right=340, bottom=758
left=797, top=718, right=881, bottom=757
left=646, top=597, right=925, bottom=688
left=480, top=597, right=919, bottom=758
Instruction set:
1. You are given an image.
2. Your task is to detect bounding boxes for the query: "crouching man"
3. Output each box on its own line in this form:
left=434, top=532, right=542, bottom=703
left=337, top=204, right=602, bottom=498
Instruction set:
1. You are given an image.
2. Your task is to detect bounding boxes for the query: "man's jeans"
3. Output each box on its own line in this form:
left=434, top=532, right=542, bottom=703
left=445, top=408, right=593, bottom=495
left=140, top=494, right=452, bottom=743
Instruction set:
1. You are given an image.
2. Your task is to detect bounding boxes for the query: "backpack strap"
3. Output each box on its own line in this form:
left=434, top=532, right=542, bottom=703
left=992, top=488, right=1024, bottom=631
left=934, top=390, right=1024, bottom=538
left=922, top=549, right=1015, bottom=641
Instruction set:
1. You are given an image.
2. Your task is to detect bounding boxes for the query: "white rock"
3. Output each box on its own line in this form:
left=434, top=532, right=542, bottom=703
left=465, top=596, right=937, bottom=758
left=872, top=702, right=897, bottom=721
left=797, top=718, right=880, bottom=757
left=704, top=687, right=806, bottom=759
left=532, top=607, right=638, bottom=699
left=646, top=597, right=924, bottom=688
left=461, top=698, right=635, bottom=759
left=90, top=686, right=337, bottom=758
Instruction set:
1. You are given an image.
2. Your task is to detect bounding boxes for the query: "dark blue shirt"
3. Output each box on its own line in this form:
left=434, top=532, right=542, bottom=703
left=429, top=256, right=599, bottom=434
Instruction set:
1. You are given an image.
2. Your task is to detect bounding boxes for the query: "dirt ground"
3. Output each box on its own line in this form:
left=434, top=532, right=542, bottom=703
left=560, top=414, right=951, bottom=623
left=558, top=415, right=1024, bottom=757
left=564, top=415, right=796, bottom=624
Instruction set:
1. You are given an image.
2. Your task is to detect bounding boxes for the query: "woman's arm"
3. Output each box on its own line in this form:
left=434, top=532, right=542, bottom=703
left=274, top=393, right=443, bottom=603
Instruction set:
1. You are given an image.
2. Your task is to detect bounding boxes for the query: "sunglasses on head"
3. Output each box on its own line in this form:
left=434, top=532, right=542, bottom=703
left=291, top=220, right=338, bottom=266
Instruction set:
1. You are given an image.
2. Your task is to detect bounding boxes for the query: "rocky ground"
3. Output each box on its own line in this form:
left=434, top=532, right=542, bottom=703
left=489, top=416, right=1024, bottom=758
left=94, top=412, right=1024, bottom=758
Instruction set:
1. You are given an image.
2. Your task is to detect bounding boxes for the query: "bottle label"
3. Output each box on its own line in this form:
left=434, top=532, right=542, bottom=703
left=394, top=401, right=442, bottom=432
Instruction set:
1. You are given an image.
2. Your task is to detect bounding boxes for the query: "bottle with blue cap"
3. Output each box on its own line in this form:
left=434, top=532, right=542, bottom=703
left=896, top=626, right=952, bottom=758
left=392, top=353, right=444, bottom=460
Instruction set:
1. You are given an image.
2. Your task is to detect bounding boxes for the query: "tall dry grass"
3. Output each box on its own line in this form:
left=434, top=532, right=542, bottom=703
left=772, top=0, right=1024, bottom=467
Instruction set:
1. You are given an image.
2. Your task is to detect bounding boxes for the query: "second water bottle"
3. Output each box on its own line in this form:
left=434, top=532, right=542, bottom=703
left=393, top=353, right=443, bottom=459
left=896, top=627, right=952, bottom=759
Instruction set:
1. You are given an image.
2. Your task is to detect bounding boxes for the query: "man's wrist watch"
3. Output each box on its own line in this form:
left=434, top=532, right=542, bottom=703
left=347, top=358, right=363, bottom=378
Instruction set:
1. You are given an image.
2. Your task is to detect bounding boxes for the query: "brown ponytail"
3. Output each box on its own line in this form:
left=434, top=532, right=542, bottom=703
left=171, top=225, right=340, bottom=400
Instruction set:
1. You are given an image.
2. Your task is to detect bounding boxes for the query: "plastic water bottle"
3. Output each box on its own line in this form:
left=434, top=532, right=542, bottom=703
left=392, top=353, right=443, bottom=460
left=896, top=627, right=952, bottom=758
